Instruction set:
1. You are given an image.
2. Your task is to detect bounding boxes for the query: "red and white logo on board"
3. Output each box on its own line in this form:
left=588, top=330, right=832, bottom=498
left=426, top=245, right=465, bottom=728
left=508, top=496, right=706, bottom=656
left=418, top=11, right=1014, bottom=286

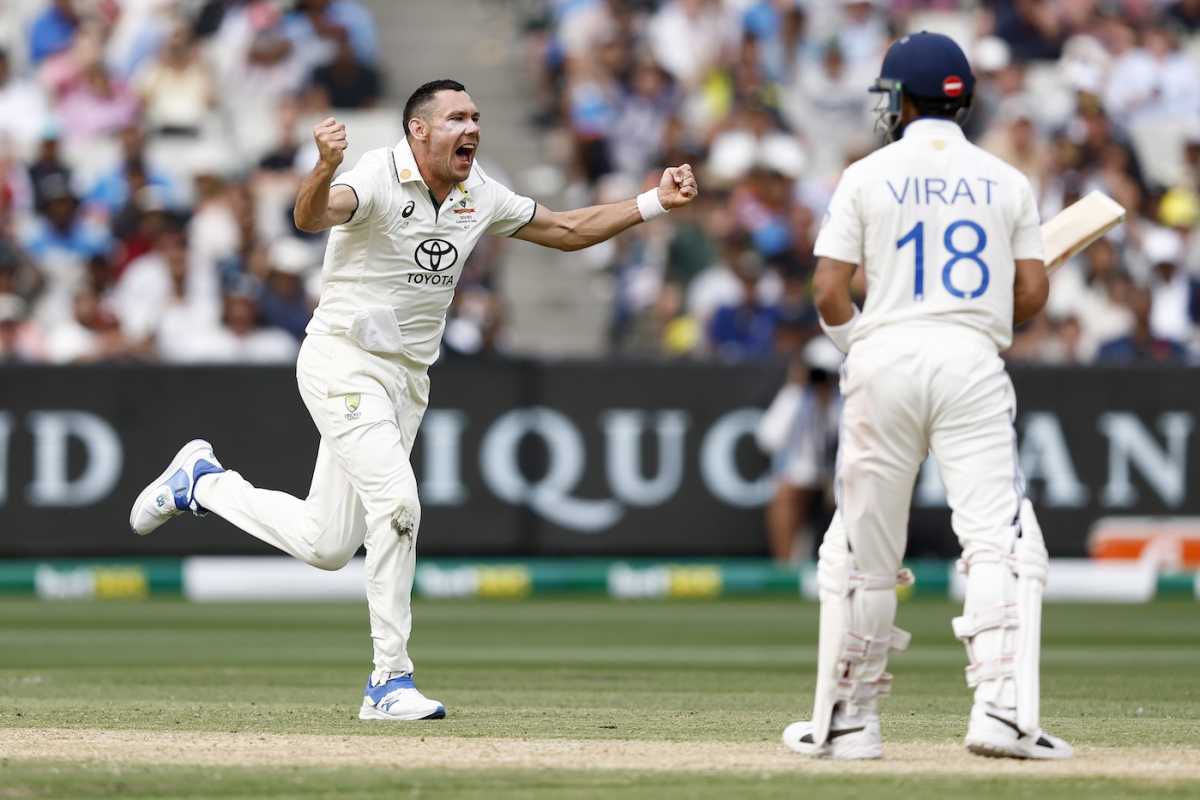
left=943, top=75, right=964, bottom=97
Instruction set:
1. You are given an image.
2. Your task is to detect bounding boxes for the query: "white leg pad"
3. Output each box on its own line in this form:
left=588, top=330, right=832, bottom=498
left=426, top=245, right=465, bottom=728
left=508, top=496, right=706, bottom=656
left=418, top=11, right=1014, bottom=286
left=809, top=515, right=912, bottom=746
left=953, top=500, right=1047, bottom=735
left=1014, top=499, right=1048, bottom=734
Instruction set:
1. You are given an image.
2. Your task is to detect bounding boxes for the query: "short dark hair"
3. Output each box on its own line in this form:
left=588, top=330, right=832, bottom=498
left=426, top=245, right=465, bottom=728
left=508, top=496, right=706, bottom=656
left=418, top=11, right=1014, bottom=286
left=403, top=79, right=467, bottom=138
left=906, top=89, right=969, bottom=120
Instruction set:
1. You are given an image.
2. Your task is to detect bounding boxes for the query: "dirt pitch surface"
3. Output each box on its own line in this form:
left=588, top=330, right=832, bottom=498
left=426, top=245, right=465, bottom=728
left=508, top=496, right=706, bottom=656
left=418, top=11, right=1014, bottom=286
left=3, top=728, right=1199, bottom=782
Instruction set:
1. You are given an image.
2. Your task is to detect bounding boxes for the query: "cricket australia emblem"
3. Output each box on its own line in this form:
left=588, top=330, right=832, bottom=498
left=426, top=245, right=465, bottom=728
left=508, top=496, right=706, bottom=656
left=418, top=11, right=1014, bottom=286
left=344, top=393, right=362, bottom=420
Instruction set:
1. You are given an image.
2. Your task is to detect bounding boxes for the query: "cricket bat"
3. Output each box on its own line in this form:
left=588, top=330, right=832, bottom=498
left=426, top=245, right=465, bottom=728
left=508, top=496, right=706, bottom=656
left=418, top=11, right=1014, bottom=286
left=1041, top=190, right=1126, bottom=273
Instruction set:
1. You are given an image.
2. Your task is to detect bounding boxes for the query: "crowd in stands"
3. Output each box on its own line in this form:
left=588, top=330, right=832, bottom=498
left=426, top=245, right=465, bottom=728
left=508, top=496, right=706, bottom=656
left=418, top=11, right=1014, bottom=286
left=523, top=0, right=1200, bottom=365
left=3, top=1, right=1200, bottom=367
left=0, top=0, right=499, bottom=365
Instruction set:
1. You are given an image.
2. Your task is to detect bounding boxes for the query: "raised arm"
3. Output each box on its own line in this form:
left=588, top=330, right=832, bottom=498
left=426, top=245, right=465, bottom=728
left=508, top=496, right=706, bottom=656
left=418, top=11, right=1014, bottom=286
left=294, top=117, right=360, bottom=233
left=513, top=165, right=698, bottom=251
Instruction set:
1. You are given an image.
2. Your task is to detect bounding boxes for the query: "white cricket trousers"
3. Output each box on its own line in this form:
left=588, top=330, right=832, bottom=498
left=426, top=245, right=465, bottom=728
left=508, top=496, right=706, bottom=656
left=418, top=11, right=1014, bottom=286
left=194, top=333, right=429, bottom=675
left=833, top=324, right=1022, bottom=576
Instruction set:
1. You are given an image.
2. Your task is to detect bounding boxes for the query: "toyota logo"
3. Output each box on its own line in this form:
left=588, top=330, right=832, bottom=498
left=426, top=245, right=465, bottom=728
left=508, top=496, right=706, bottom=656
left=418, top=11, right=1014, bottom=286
left=414, top=239, right=458, bottom=272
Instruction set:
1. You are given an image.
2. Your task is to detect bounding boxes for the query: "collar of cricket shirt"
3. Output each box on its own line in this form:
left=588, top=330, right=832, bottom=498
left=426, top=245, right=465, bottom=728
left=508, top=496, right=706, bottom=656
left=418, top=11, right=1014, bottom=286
left=903, top=117, right=965, bottom=140
left=391, top=137, right=486, bottom=192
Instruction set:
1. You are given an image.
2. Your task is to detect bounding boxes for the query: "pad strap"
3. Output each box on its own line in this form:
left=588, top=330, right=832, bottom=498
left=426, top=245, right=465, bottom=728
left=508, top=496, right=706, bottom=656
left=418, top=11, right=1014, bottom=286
left=964, top=655, right=1016, bottom=687
left=953, top=603, right=1019, bottom=688
left=951, top=603, right=1017, bottom=639
left=844, top=568, right=916, bottom=593
left=836, top=672, right=894, bottom=706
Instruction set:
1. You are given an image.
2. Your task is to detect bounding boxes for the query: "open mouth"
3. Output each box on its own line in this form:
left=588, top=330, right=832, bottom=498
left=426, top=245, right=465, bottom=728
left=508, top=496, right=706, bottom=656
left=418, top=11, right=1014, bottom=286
left=455, top=143, right=476, bottom=166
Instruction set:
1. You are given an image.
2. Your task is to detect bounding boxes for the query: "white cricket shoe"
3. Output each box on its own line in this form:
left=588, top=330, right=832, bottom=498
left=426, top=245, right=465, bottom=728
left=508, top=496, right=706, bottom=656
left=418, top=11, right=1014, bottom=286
left=359, top=673, right=446, bottom=721
left=965, top=703, right=1073, bottom=760
left=129, top=439, right=225, bottom=536
left=782, top=708, right=883, bottom=760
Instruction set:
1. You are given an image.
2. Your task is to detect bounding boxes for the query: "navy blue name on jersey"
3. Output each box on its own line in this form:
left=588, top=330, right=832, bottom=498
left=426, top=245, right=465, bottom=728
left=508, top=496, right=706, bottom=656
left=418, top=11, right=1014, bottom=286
left=886, top=177, right=997, bottom=206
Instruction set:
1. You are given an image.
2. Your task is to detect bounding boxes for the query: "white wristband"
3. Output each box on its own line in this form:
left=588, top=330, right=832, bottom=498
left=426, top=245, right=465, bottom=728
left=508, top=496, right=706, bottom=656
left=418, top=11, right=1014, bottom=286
left=820, top=305, right=861, bottom=354
left=636, top=188, right=668, bottom=221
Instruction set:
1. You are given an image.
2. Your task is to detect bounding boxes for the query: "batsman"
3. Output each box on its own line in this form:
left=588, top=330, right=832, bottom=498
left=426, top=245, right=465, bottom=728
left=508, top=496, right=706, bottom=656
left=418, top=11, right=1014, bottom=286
left=783, top=33, right=1071, bottom=760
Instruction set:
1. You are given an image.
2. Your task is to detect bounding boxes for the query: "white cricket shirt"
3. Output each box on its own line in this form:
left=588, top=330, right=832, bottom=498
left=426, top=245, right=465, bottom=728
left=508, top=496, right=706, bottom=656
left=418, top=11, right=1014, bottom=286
left=813, top=118, right=1043, bottom=351
left=306, top=137, right=536, bottom=366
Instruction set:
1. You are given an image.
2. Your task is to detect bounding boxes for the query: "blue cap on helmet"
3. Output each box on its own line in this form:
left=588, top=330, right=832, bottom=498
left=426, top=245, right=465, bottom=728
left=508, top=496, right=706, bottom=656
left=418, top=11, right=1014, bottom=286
left=877, top=31, right=975, bottom=101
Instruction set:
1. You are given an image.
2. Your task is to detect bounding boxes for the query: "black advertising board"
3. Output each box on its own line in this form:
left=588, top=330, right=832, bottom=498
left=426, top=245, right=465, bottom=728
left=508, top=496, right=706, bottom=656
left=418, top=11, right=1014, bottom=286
left=1, top=363, right=1194, bottom=558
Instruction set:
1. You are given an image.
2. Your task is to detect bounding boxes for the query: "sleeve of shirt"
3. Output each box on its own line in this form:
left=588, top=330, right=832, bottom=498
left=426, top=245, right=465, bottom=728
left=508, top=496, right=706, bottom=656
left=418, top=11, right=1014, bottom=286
left=1011, top=175, right=1044, bottom=261
left=812, top=167, right=863, bottom=264
left=330, top=149, right=386, bottom=225
left=485, top=178, right=538, bottom=237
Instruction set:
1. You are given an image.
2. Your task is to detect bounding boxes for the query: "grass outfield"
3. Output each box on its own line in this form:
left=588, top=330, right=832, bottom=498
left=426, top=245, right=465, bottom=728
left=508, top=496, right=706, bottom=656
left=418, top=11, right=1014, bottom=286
left=1, top=597, right=1198, bottom=798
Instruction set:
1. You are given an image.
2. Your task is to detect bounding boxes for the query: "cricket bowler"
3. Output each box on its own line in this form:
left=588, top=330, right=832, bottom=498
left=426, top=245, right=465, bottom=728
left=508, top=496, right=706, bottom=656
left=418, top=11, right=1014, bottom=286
left=128, top=79, right=698, bottom=720
left=781, top=33, right=1072, bottom=759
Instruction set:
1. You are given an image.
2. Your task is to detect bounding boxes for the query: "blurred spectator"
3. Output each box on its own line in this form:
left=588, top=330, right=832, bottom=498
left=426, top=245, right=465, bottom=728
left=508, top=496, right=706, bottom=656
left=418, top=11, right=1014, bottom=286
left=733, top=141, right=807, bottom=262
left=109, top=186, right=173, bottom=271
left=0, top=293, right=46, bottom=362
left=29, top=0, right=81, bottom=65
left=617, top=281, right=701, bottom=358
left=306, top=37, right=382, bottom=109
left=57, top=62, right=140, bottom=142
left=980, top=99, right=1051, bottom=193
left=0, top=241, right=43, bottom=302
left=783, top=40, right=872, bottom=174
left=285, top=0, right=379, bottom=77
left=609, top=59, right=676, bottom=178
left=209, top=286, right=299, bottom=363
left=0, top=50, right=53, bottom=157
left=1167, top=0, right=1200, bottom=32
left=257, top=97, right=305, bottom=174
left=605, top=224, right=659, bottom=348
left=772, top=269, right=819, bottom=356
left=84, top=126, right=178, bottom=218
left=755, top=338, right=842, bottom=563
left=27, top=134, right=72, bottom=213
left=108, top=225, right=214, bottom=345
left=648, top=0, right=730, bottom=88
left=135, top=21, right=216, bottom=137
left=1096, top=287, right=1187, bottom=364
left=443, top=287, right=509, bottom=358
left=44, top=286, right=131, bottom=364
left=1142, top=228, right=1194, bottom=346
left=259, top=237, right=315, bottom=339
left=22, top=177, right=111, bottom=325
left=188, top=174, right=243, bottom=283
left=835, top=0, right=888, bottom=68
left=0, top=136, right=32, bottom=227
left=1103, top=24, right=1198, bottom=129
left=707, top=251, right=779, bottom=360
left=564, top=47, right=622, bottom=184
left=1009, top=313, right=1084, bottom=365
left=663, top=191, right=721, bottom=290
left=991, top=0, right=1064, bottom=62
left=742, top=0, right=811, bottom=83
left=688, top=233, right=782, bottom=326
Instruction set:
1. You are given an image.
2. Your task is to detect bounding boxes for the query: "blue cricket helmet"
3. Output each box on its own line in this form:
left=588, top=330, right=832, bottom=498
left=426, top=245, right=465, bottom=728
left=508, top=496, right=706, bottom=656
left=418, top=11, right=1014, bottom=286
left=870, top=31, right=976, bottom=141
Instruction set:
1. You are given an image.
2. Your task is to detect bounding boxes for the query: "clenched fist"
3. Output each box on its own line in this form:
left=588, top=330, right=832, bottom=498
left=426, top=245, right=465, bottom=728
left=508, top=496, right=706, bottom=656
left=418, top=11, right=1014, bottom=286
left=658, top=163, right=699, bottom=210
left=314, top=117, right=348, bottom=169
